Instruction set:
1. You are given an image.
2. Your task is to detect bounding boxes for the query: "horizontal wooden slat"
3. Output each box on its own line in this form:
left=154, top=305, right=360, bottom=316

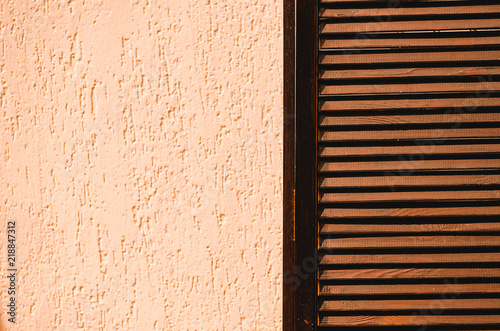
left=320, top=82, right=500, bottom=96
left=320, top=236, right=500, bottom=250
left=320, top=159, right=500, bottom=173
left=320, top=175, right=500, bottom=188
left=320, top=128, right=500, bottom=142
left=319, top=315, right=500, bottom=327
left=322, top=36, right=500, bottom=50
left=320, top=252, right=500, bottom=265
left=320, top=98, right=500, bottom=111
left=320, top=5, right=500, bottom=19
left=320, top=112, right=500, bottom=126
left=320, top=67, right=500, bottom=80
left=320, top=298, right=500, bottom=311
left=320, top=206, right=500, bottom=218
left=320, top=50, right=500, bottom=65
left=321, top=190, right=500, bottom=203
left=320, top=222, right=500, bottom=234
left=319, top=268, right=500, bottom=280
left=321, top=19, right=500, bottom=34
left=320, top=283, right=500, bottom=296
left=320, top=144, right=500, bottom=158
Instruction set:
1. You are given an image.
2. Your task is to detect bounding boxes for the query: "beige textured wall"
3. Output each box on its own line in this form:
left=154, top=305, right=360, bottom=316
left=0, top=1, right=282, bottom=330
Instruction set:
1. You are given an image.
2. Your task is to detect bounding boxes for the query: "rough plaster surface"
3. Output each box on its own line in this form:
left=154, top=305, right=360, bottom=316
left=0, top=1, right=283, bottom=329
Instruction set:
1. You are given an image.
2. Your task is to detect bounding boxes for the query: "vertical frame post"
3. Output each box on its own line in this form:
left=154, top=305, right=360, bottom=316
left=284, top=0, right=318, bottom=329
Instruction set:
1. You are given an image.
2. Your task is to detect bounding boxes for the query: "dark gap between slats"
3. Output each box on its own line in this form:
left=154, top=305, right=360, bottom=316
left=318, top=227, right=500, bottom=236
left=318, top=171, right=500, bottom=178
left=317, top=328, right=500, bottom=331
left=318, top=124, right=500, bottom=131
left=319, top=13, right=500, bottom=24
left=318, top=97, right=500, bottom=108
left=318, top=200, right=500, bottom=207
left=320, top=30, right=500, bottom=40
left=318, top=216, right=500, bottom=224
left=317, top=239, right=500, bottom=248
left=319, top=45, right=500, bottom=53
left=319, top=0, right=499, bottom=10
left=318, top=295, right=500, bottom=302
left=318, top=109, right=500, bottom=117
left=318, top=219, right=500, bottom=229
left=317, top=154, right=500, bottom=161
left=319, top=29, right=500, bottom=37
left=319, top=92, right=500, bottom=101
left=319, top=170, right=500, bottom=176
left=318, top=252, right=500, bottom=259
left=317, top=246, right=500, bottom=254
left=319, top=92, right=500, bottom=98
left=318, top=156, right=500, bottom=165
left=318, top=140, right=500, bottom=148
left=318, top=232, right=500, bottom=239
left=319, top=327, right=500, bottom=331
left=320, top=43, right=500, bottom=52
left=319, top=234, right=500, bottom=240
left=319, top=76, right=500, bottom=85
left=317, top=328, right=497, bottom=331
left=318, top=186, right=500, bottom=193
left=318, top=327, right=500, bottom=331
left=319, top=278, right=500, bottom=286
left=319, top=309, right=500, bottom=316
left=320, top=31, right=500, bottom=38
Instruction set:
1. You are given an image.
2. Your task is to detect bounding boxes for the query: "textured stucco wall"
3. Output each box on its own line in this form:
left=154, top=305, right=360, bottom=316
left=0, top=1, right=282, bottom=330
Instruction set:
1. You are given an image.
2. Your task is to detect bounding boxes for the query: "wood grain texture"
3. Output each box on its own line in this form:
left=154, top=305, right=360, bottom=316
left=320, top=222, right=500, bottom=234
left=321, top=36, right=500, bottom=49
left=320, top=190, right=500, bottom=203
left=320, top=252, right=500, bottom=265
left=320, top=236, right=500, bottom=250
left=320, top=206, right=500, bottom=218
left=320, top=128, right=500, bottom=141
left=319, top=159, right=500, bottom=173
left=320, top=67, right=500, bottom=80
left=319, top=298, right=500, bottom=311
left=320, top=175, right=500, bottom=188
left=320, top=98, right=500, bottom=111
left=320, top=283, right=500, bottom=296
left=319, top=145, right=500, bottom=157
left=320, top=50, right=500, bottom=65
left=320, top=82, right=500, bottom=96
left=319, top=268, right=500, bottom=280
left=319, top=315, right=500, bottom=327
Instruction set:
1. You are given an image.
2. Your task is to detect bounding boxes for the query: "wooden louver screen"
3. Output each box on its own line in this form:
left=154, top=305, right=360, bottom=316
left=317, top=0, right=500, bottom=328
